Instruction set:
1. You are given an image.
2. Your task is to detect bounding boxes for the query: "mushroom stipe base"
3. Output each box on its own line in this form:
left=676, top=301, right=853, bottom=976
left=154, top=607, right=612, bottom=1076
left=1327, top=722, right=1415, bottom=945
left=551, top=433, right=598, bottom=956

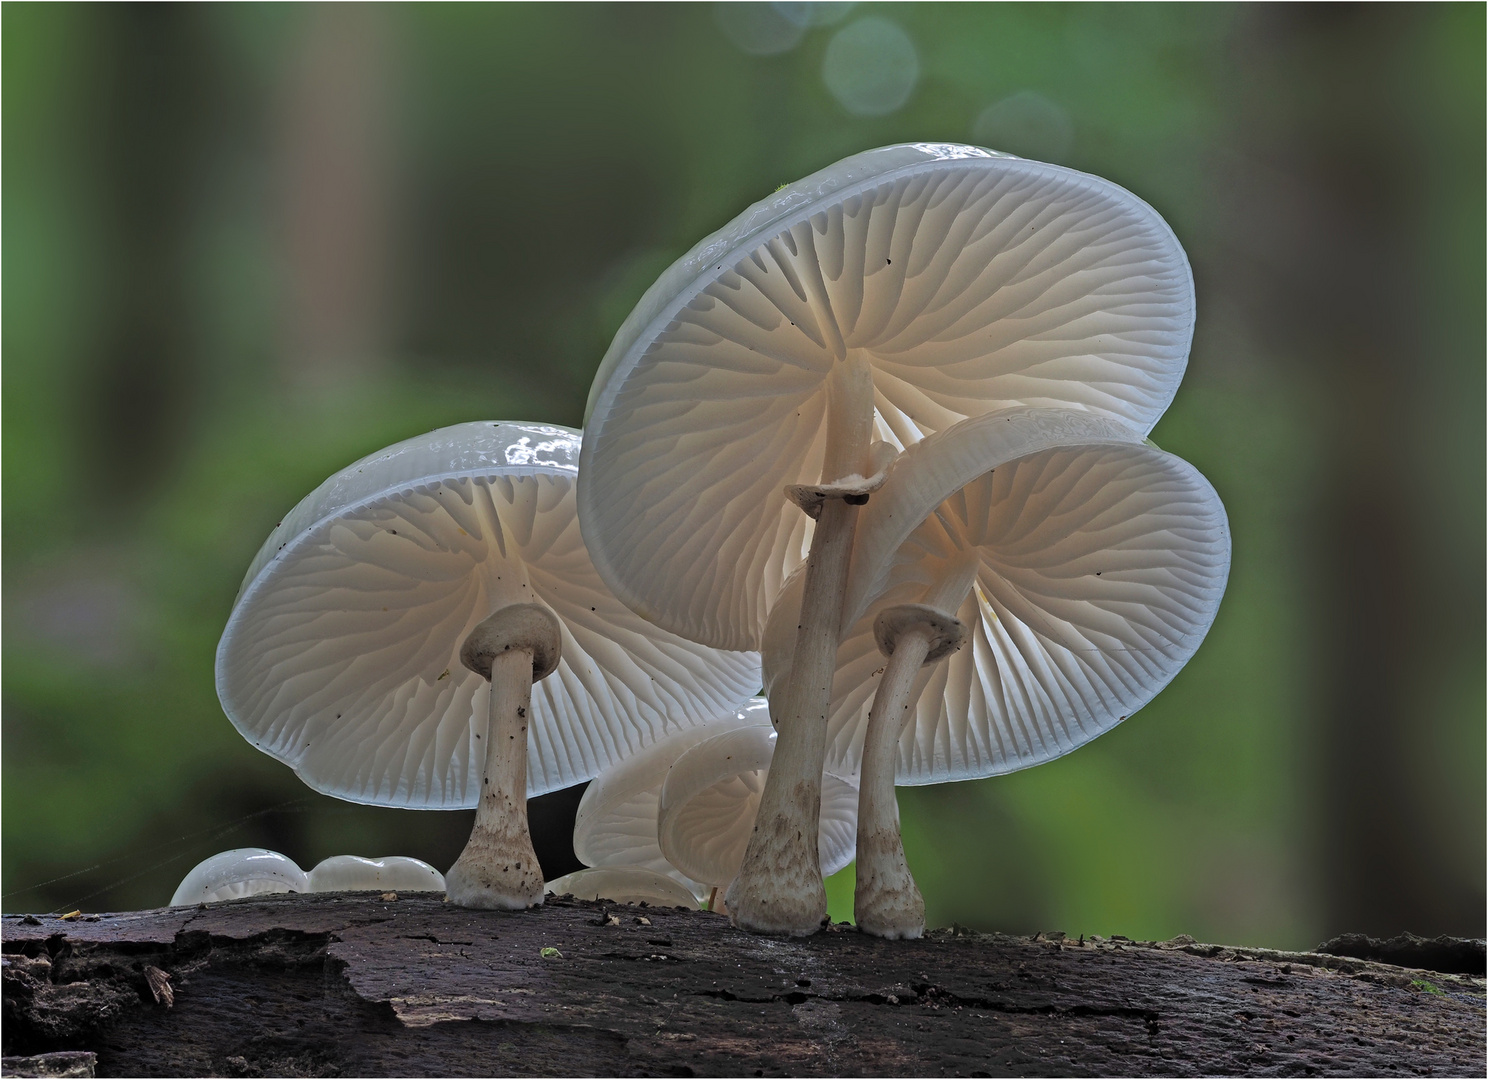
left=855, top=610, right=966, bottom=939
left=728, top=352, right=883, bottom=937
left=445, top=609, right=561, bottom=910
left=727, top=493, right=863, bottom=936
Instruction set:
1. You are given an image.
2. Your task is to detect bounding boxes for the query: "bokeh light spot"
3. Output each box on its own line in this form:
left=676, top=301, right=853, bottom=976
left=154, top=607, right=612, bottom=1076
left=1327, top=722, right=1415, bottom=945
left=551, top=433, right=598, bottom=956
left=822, top=16, right=919, bottom=117
left=774, top=2, right=856, bottom=28
left=715, top=3, right=806, bottom=56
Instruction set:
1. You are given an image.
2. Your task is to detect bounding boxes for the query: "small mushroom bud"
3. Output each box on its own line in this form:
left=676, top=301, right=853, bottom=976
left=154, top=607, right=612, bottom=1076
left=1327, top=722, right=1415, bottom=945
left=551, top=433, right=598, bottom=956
left=306, top=855, right=445, bottom=894
left=169, top=849, right=308, bottom=906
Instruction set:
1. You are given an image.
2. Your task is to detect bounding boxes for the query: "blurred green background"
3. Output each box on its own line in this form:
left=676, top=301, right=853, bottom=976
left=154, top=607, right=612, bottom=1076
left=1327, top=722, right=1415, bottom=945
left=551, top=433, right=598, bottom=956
left=3, top=3, right=1482, bottom=950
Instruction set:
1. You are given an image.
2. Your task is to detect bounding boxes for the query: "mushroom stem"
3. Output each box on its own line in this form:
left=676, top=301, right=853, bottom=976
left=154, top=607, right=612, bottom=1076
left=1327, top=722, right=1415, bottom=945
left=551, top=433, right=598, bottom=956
left=727, top=354, right=875, bottom=936
left=821, top=349, right=876, bottom=484
left=855, top=626, right=931, bottom=939
left=725, top=497, right=854, bottom=932
left=445, top=604, right=561, bottom=910
left=855, top=604, right=968, bottom=939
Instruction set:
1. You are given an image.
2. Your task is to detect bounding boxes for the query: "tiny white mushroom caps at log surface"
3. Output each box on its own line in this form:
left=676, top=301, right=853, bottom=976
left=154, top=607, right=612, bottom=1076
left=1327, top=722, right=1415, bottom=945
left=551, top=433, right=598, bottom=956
left=762, top=407, right=1231, bottom=936
left=215, top=421, right=761, bottom=911
left=571, top=698, right=775, bottom=900
left=169, top=849, right=309, bottom=906
left=544, top=866, right=700, bottom=909
left=305, top=855, right=446, bottom=894
left=656, top=723, right=858, bottom=895
left=580, top=142, right=1196, bottom=935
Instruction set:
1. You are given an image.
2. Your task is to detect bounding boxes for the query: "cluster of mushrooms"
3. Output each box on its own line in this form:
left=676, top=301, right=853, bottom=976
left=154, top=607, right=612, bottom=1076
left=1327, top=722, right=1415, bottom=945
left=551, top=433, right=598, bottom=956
left=212, top=143, right=1230, bottom=940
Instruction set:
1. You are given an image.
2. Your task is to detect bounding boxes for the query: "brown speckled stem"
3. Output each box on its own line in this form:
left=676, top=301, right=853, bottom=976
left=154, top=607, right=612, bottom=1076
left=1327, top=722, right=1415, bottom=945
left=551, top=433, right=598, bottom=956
left=727, top=353, right=873, bottom=936
left=445, top=647, right=545, bottom=909
left=854, top=624, right=931, bottom=939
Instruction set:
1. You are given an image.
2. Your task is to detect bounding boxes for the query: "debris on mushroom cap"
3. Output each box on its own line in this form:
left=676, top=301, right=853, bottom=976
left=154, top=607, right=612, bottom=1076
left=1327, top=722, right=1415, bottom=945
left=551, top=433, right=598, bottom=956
left=306, top=855, right=445, bottom=894
left=657, top=723, right=858, bottom=890
left=579, top=143, right=1195, bottom=651
left=544, top=866, right=699, bottom=909
left=572, top=698, right=775, bottom=898
left=215, top=421, right=761, bottom=809
left=169, top=849, right=309, bottom=907
left=763, top=407, right=1231, bottom=784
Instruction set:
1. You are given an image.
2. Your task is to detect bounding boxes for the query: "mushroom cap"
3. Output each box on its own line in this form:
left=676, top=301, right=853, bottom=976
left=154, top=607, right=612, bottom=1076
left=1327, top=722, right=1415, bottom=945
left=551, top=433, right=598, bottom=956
left=217, top=421, right=761, bottom=808
left=572, top=698, right=772, bottom=896
left=762, top=407, right=1231, bottom=784
left=657, top=724, right=859, bottom=890
left=169, top=848, right=309, bottom=906
left=544, top=866, right=700, bottom=909
left=580, top=142, right=1195, bottom=650
left=305, top=855, right=446, bottom=893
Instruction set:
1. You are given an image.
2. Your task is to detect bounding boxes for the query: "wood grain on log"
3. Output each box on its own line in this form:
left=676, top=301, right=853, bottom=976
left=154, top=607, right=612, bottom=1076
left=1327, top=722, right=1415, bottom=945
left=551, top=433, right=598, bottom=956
left=2, top=894, right=1482, bottom=1077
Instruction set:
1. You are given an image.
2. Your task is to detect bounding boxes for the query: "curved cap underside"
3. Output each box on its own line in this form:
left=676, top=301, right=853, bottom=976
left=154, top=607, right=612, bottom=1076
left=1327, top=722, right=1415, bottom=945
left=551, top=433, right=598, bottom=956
left=236, top=422, right=585, bottom=602
left=657, top=724, right=859, bottom=888
left=218, top=422, right=761, bottom=809
left=571, top=698, right=772, bottom=894
left=763, top=432, right=1230, bottom=785
left=580, top=144, right=1194, bottom=651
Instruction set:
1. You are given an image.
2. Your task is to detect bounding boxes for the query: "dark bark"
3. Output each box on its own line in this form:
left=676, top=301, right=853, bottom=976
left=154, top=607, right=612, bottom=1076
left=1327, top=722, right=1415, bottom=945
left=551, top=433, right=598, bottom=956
left=2, top=894, right=1483, bottom=1078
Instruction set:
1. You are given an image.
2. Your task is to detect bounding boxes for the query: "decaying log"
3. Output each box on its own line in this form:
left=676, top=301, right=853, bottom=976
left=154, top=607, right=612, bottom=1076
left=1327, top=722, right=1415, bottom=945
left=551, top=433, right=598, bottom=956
left=2, top=893, right=1482, bottom=1077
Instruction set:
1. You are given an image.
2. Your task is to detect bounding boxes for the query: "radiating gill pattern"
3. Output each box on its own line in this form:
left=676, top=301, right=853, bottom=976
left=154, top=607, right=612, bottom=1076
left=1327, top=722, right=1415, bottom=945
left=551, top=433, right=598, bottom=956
left=219, top=472, right=760, bottom=808
left=573, top=701, right=770, bottom=893
left=899, top=444, right=1225, bottom=782
left=236, top=422, right=581, bottom=601
left=663, top=769, right=858, bottom=884
left=574, top=782, right=708, bottom=897
left=765, top=443, right=1228, bottom=784
left=583, top=159, right=1191, bottom=651
left=658, top=729, right=859, bottom=886
left=818, top=775, right=861, bottom=875
left=577, top=788, right=674, bottom=874
left=665, top=769, right=768, bottom=886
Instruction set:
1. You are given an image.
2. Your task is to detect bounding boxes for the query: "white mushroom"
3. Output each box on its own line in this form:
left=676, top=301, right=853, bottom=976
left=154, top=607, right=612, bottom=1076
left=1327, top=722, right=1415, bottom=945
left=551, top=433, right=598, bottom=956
left=217, top=421, right=761, bottom=911
left=572, top=697, right=857, bottom=912
left=580, top=143, right=1195, bottom=933
left=763, top=407, right=1231, bottom=937
left=169, top=848, right=309, bottom=906
left=305, top=855, right=445, bottom=894
left=656, top=723, right=858, bottom=910
left=571, top=698, right=775, bottom=899
left=544, top=866, right=699, bottom=909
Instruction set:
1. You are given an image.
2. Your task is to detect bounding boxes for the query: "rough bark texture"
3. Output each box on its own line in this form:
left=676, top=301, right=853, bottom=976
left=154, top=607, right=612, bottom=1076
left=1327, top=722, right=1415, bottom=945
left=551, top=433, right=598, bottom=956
left=1, top=894, right=1482, bottom=1078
